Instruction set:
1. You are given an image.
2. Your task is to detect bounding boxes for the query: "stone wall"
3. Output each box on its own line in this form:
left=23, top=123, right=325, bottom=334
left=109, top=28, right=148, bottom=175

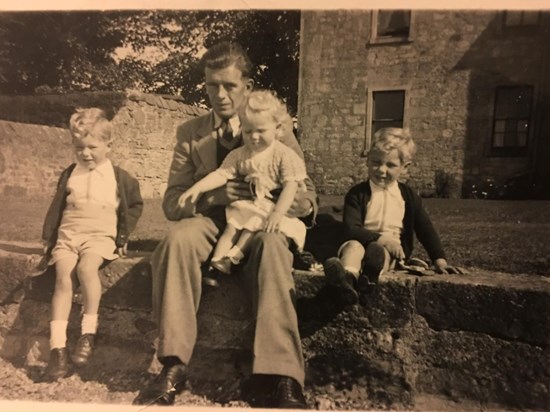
left=298, top=10, right=550, bottom=196
left=0, top=91, right=207, bottom=199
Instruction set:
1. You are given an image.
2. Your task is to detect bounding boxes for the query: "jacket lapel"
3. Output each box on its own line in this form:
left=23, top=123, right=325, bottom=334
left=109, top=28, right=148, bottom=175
left=194, top=111, right=220, bottom=172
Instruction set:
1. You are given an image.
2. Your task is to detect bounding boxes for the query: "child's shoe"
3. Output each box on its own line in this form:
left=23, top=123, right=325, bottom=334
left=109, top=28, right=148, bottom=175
left=357, top=242, right=387, bottom=296
left=45, top=347, right=70, bottom=380
left=322, top=257, right=359, bottom=305
left=71, top=333, right=95, bottom=367
left=202, top=269, right=221, bottom=288
left=210, top=257, right=231, bottom=275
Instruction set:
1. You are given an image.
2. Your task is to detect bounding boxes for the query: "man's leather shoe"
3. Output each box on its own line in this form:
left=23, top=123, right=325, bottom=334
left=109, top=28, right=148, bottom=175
left=45, top=347, right=70, bottom=380
left=71, top=333, right=95, bottom=366
left=273, top=376, right=308, bottom=409
left=133, top=363, right=187, bottom=406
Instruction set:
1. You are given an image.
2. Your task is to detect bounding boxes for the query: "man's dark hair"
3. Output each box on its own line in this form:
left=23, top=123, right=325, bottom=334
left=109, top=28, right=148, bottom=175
left=200, top=41, right=253, bottom=78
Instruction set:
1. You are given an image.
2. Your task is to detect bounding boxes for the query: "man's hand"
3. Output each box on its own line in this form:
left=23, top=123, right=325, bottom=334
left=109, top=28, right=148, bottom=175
left=286, top=196, right=313, bottom=219
left=376, top=235, right=405, bottom=260
left=265, top=210, right=284, bottom=233
left=225, top=178, right=253, bottom=203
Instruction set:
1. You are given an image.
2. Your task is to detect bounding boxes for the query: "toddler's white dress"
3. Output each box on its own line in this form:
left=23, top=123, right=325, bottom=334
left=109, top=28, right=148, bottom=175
left=216, top=140, right=308, bottom=250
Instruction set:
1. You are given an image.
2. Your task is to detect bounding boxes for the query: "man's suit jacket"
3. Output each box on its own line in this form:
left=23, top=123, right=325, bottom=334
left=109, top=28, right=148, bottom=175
left=162, top=111, right=318, bottom=223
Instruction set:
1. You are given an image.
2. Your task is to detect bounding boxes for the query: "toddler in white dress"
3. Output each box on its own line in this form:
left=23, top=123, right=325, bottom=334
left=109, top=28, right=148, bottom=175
left=178, top=90, right=308, bottom=275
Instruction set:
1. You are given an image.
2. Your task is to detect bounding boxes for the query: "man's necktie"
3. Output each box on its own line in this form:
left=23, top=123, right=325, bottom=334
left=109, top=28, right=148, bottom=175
left=220, top=120, right=234, bottom=143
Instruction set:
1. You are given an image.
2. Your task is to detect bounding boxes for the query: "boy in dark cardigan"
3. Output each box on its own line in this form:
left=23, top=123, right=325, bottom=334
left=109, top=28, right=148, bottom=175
left=41, top=108, right=143, bottom=380
left=323, top=127, right=461, bottom=305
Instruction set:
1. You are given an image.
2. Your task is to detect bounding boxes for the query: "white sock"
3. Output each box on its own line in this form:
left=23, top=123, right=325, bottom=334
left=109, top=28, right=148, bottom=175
left=227, top=246, right=245, bottom=265
left=50, top=320, right=68, bottom=349
left=81, top=313, right=98, bottom=335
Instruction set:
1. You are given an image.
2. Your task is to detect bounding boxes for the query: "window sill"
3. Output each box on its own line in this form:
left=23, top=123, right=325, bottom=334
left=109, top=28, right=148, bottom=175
left=367, top=37, right=413, bottom=47
left=487, top=148, right=529, bottom=158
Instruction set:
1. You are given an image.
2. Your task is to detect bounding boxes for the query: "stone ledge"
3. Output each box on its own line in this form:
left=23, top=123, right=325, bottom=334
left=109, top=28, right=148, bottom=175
left=0, top=241, right=548, bottom=409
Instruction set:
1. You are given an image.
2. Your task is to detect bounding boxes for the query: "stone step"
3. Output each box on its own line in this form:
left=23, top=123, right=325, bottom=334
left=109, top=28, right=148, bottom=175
left=0, top=240, right=549, bottom=409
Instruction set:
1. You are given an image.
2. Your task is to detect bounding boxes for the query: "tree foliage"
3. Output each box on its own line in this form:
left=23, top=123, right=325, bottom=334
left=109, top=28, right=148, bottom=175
left=0, top=10, right=301, bottom=113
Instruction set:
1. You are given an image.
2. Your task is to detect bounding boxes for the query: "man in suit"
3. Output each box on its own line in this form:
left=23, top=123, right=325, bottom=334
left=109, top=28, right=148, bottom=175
left=134, top=41, right=317, bottom=408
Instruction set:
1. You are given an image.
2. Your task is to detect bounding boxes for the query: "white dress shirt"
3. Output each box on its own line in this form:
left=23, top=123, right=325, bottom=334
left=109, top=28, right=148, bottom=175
left=364, top=180, right=405, bottom=241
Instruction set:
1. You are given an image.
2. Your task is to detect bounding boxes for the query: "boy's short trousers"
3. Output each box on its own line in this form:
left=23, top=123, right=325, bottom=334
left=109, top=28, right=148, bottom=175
left=49, top=203, right=119, bottom=265
left=50, top=235, right=118, bottom=265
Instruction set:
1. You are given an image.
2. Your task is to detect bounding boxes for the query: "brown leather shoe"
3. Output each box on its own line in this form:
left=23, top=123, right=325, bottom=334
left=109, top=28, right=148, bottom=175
left=323, top=257, right=359, bottom=305
left=71, top=333, right=95, bottom=367
left=45, top=347, right=70, bottom=380
left=273, top=376, right=308, bottom=409
left=133, top=363, right=187, bottom=406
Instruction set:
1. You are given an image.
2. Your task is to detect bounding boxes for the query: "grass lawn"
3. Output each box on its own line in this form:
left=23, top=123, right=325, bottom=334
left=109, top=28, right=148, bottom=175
left=1, top=195, right=549, bottom=276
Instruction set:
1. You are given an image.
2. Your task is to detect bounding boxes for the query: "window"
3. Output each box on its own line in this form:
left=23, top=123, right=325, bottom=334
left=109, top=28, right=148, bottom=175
left=491, top=86, right=533, bottom=152
left=364, top=88, right=407, bottom=155
left=370, top=10, right=413, bottom=44
left=503, top=11, right=541, bottom=28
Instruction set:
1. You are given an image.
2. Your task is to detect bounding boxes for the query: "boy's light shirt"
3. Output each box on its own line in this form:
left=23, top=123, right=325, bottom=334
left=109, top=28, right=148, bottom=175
left=67, top=159, right=119, bottom=208
left=364, top=179, right=404, bottom=241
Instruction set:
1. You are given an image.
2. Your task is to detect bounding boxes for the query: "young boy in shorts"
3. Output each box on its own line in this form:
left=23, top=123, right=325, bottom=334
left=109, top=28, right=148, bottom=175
left=323, top=127, right=462, bottom=305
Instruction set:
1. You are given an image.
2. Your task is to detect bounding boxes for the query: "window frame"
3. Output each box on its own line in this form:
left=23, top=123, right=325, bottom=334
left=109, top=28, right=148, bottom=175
left=369, top=10, right=415, bottom=45
left=502, top=10, right=541, bottom=30
left=363, top=86, right=409, bottom=156
left=489, top=85, right=535, bottom=157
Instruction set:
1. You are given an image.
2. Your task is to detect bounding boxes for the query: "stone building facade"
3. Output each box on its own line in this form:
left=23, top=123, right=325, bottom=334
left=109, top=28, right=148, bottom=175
left=298, top=10, right=550, bottom=198
left=0, top=91, right=206, bottom=198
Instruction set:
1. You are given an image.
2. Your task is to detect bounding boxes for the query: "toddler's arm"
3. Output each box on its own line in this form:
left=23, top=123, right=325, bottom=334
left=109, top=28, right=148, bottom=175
left=265, top=180, right=299, bottom=233
left=178, top=171, right=229, bottom=210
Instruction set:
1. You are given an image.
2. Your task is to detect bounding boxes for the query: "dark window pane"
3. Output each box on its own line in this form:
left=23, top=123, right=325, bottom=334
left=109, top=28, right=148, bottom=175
left=495, top=86, right=532, bottom=118
left=377, top=10, right=410, bottom=37
left=373, top=90, right=405, bottom=120
left=492, top=86, right=533, bottom=149
left=372, top=120, right=404, bottom=136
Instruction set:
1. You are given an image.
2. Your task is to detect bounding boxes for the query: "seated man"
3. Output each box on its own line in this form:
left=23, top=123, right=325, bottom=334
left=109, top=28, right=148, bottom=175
left=134, top=41, right=317, bottom=408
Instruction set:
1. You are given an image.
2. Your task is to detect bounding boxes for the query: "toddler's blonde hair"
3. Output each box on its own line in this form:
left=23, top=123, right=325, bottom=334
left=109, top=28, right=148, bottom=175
left=239, top=90, right=293, bottom=138
left=369, top=127, right=416, bottom=163
left=69, top=108, right=112, bottom=143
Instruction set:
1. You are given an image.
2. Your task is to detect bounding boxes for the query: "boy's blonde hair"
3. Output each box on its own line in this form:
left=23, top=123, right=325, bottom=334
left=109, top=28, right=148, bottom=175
left=239, top=90, right=293, bottom=137
left=69, top=108, right=112, bottom=143
left=369, top=127, right=416, bottom=163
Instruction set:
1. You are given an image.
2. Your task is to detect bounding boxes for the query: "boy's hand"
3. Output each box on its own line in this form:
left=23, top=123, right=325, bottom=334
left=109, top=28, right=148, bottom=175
left=376, top=235, right=405, bottom=260
left=117, top=243, right=128, bottom=257
left=265, top=211, right=284, bottom=233
left=287, top=197, right=313, bottom=219
left=178, top=188, right=201, bottom=208
left=433, top=258, right=466, bottom=274
left=41, top=240, right=52, bottom=255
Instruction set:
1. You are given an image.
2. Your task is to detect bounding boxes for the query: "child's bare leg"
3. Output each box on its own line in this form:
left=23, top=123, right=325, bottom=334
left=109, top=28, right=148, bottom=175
left=50, top=256, right=78, bottom=347
left=211, top=224, right=240, bottom=261
left=72, top=253, right=103, bottom=366
left=76, top=253, right=103, bottom=317
left=227, top=229, right=254, bottom=263
left=47, top=256, right=77, bottom=379
left=210, top=225, right=241, bottom=275
left=339, top=240, right=366, bottom=281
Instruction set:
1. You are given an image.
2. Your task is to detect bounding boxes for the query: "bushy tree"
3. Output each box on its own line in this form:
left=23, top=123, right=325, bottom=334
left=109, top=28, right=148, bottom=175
left=0, top=10, right=301, bottom=113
